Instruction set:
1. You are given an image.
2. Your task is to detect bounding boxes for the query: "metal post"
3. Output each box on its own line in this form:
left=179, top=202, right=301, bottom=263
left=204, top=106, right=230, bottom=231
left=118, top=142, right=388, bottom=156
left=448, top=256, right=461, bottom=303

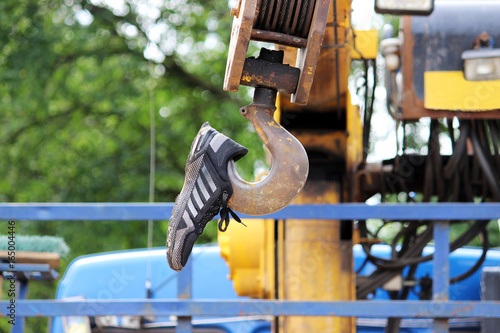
left=176, top=256, right=192, bottom=333
left=12, top=280, right=28, bottom=333
left=433, top=221, right=450, bottom=333
left=284, top=181, right=354, bottom=332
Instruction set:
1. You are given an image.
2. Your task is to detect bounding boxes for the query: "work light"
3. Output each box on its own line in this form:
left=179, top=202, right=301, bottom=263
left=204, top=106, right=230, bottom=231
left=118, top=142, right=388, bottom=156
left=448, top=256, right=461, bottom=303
left=462, top=48, right=500, bottom=81
left=375, top=0, right=434, bottom=15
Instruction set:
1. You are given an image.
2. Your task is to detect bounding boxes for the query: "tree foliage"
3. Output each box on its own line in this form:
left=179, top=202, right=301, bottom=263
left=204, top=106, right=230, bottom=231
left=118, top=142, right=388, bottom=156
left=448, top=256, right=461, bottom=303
left=0, top=0, right=264, bottom=331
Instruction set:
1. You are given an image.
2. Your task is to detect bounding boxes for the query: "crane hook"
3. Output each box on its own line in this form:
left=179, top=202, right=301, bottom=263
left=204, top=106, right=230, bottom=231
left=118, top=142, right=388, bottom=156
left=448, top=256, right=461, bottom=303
left=227, top=87, right=309, bottom=215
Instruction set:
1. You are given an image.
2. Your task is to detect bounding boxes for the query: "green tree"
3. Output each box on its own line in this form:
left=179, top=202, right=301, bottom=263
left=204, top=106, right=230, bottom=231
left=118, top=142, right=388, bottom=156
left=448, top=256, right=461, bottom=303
left=0, top=0, right=264, bottom=331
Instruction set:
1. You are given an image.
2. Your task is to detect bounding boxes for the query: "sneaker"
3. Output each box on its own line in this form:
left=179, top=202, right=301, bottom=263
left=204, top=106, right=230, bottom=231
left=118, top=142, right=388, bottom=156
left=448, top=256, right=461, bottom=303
left=167, top=122, right=248, bottom=271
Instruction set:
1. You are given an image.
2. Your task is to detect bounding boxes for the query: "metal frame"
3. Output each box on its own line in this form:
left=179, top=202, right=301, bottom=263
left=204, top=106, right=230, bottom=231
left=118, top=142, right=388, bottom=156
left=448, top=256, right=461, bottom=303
left=1, top=202, right=500, bottom=220
left=223, top=0, right=333, bottom=105
left=1, top=203, right=500, bottom=333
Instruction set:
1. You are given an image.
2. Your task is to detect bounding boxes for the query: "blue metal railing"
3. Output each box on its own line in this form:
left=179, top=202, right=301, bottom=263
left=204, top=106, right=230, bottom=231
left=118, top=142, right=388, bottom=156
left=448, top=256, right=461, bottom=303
left=1, top=202, right=500, bottom=333
left=1, top=202, right=499, bottom=220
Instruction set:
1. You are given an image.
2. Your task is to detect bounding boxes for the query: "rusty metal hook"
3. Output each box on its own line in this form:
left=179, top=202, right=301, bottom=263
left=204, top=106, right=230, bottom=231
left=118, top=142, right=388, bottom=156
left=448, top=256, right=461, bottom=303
left=227, top=87, right=309, bottom=215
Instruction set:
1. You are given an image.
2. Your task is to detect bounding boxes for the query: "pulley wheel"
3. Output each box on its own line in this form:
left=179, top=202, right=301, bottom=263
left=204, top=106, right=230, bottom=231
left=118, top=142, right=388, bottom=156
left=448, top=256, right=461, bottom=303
left=254, top=0, right=317, bottom=39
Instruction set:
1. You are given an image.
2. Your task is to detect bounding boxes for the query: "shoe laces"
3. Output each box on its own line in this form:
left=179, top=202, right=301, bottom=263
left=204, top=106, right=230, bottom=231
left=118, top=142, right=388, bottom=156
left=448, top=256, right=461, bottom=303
left=218, top=190, right=247, bottom=232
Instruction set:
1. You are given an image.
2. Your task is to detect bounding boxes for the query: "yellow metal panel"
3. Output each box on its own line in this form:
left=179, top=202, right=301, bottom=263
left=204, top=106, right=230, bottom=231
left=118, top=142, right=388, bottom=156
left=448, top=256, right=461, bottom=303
left=279, top=0, right=355, bottom=331
left=277, top=219, right=285, bottom=331
left=346, top=91, right=362, bottom=173
left=351, top=30, right=379, bottom=60
left=261, top=218, right=276, bottom=299
left=424, top=71, right=500, bottom=111
left=219, top=219, right=266, bottom=298
left=293, top=131, right=346, bottom=158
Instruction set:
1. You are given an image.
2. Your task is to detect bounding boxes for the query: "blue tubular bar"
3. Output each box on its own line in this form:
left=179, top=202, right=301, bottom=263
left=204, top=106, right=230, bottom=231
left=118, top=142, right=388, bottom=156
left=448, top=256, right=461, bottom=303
left=177, top=258, right=193, bottom=333
left=0, top=264, right=59, bottom=281
left=0, top=264, right=51, bottom=272
left=0, top=202, right=500, bottom=220
left=2, top=203, right=499, bottom=333
left=433, top=221, right=451, bottom=333
left=2, top=300, right=500, bottom=318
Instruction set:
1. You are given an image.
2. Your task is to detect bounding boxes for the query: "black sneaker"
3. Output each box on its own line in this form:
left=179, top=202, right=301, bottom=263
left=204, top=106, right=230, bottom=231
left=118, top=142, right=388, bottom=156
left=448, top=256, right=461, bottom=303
left=167, top=122, right=248, bottom=271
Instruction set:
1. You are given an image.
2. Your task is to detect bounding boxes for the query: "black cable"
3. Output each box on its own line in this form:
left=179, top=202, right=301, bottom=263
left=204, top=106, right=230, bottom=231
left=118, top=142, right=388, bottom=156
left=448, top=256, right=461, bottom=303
left=459, top=123, right=474, bottom=202
left=362, top=59, right=370, bottom=161
left=430, top=120, right=445, bottom=201
left=357, top=225, right=434, bottom=299
left=255, top=0, right=316, bottom=38
left=390, top=222, right=421, bottom=258
left=444, top=120, right=469, bottom=179
left=360, top=219, right=486, bottom=270
left=488, top=120, right=500, bottom=174
left=356, top=219, right=395, bottom=274
left=357, top=116, right=499, bottom=300
left=450, top=224, right=489, bottom=284
left=402, top=121, right=407, bottom=153
left=357, top=219, right=488, bottom=298
left=470, top=120, right=500, bottom=200
left=446, top=118, right=455, bottom=149
left=422, top=141, right=435, bottom=202
left=477, top=121, right=497, bottom=200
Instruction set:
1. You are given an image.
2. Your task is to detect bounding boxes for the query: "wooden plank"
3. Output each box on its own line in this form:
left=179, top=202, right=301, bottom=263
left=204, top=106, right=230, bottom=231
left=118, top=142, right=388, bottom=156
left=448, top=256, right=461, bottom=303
left=0, top=251, right=60, bottom=269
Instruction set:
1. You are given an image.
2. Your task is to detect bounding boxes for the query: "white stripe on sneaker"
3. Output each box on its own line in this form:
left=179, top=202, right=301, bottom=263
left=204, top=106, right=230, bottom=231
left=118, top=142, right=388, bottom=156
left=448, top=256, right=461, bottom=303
left=192, top=186, right=204, bottom=209
left=187, top=198, right=197, bottom=218
left=175, top=211, right=195, bottom=246
left=183, top=211, right=194, bottom=228
left=202, top=165, right=216, bottom=192
left=209, top=133, right=227, bottom=152
left=196, top=178, right=210, bottom=201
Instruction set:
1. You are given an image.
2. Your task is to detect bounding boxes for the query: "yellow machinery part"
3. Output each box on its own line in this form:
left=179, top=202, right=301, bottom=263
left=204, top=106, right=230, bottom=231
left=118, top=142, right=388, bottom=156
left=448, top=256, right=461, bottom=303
left=277, top=1, right=357, bottom=332
left=283, top=180, right=355, bottom=332
left=346, top=90, right=363, bottom=175
left=424, top=71, right=500, bottom=111
left=351, top=30, right=379, bottom=60
left=219, top=218, right=275, bottom=299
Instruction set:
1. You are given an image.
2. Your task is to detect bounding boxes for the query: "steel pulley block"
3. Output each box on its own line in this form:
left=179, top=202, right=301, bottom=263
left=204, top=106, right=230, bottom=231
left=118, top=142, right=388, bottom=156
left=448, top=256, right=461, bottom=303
left=224, top=0, right=332, bottom=105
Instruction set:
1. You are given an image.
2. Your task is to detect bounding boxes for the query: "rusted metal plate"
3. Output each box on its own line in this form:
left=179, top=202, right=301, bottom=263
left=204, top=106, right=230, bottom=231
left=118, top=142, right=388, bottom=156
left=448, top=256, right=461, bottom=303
left=401, top=1, right=500, bottom=119
left=223, top=0, right=258, bottom=92
left=292, top=0, right=333, bottom=105
left=240, top=57, right=300, bottom=93
left=225, top=0, right=333, bottom=106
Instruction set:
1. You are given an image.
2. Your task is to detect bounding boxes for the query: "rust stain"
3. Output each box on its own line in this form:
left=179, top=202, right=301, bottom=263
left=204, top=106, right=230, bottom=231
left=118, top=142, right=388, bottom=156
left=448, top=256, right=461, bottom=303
left=452, top=305, right=474, bottom=317
left=267, top=121, right=282, bottom=129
